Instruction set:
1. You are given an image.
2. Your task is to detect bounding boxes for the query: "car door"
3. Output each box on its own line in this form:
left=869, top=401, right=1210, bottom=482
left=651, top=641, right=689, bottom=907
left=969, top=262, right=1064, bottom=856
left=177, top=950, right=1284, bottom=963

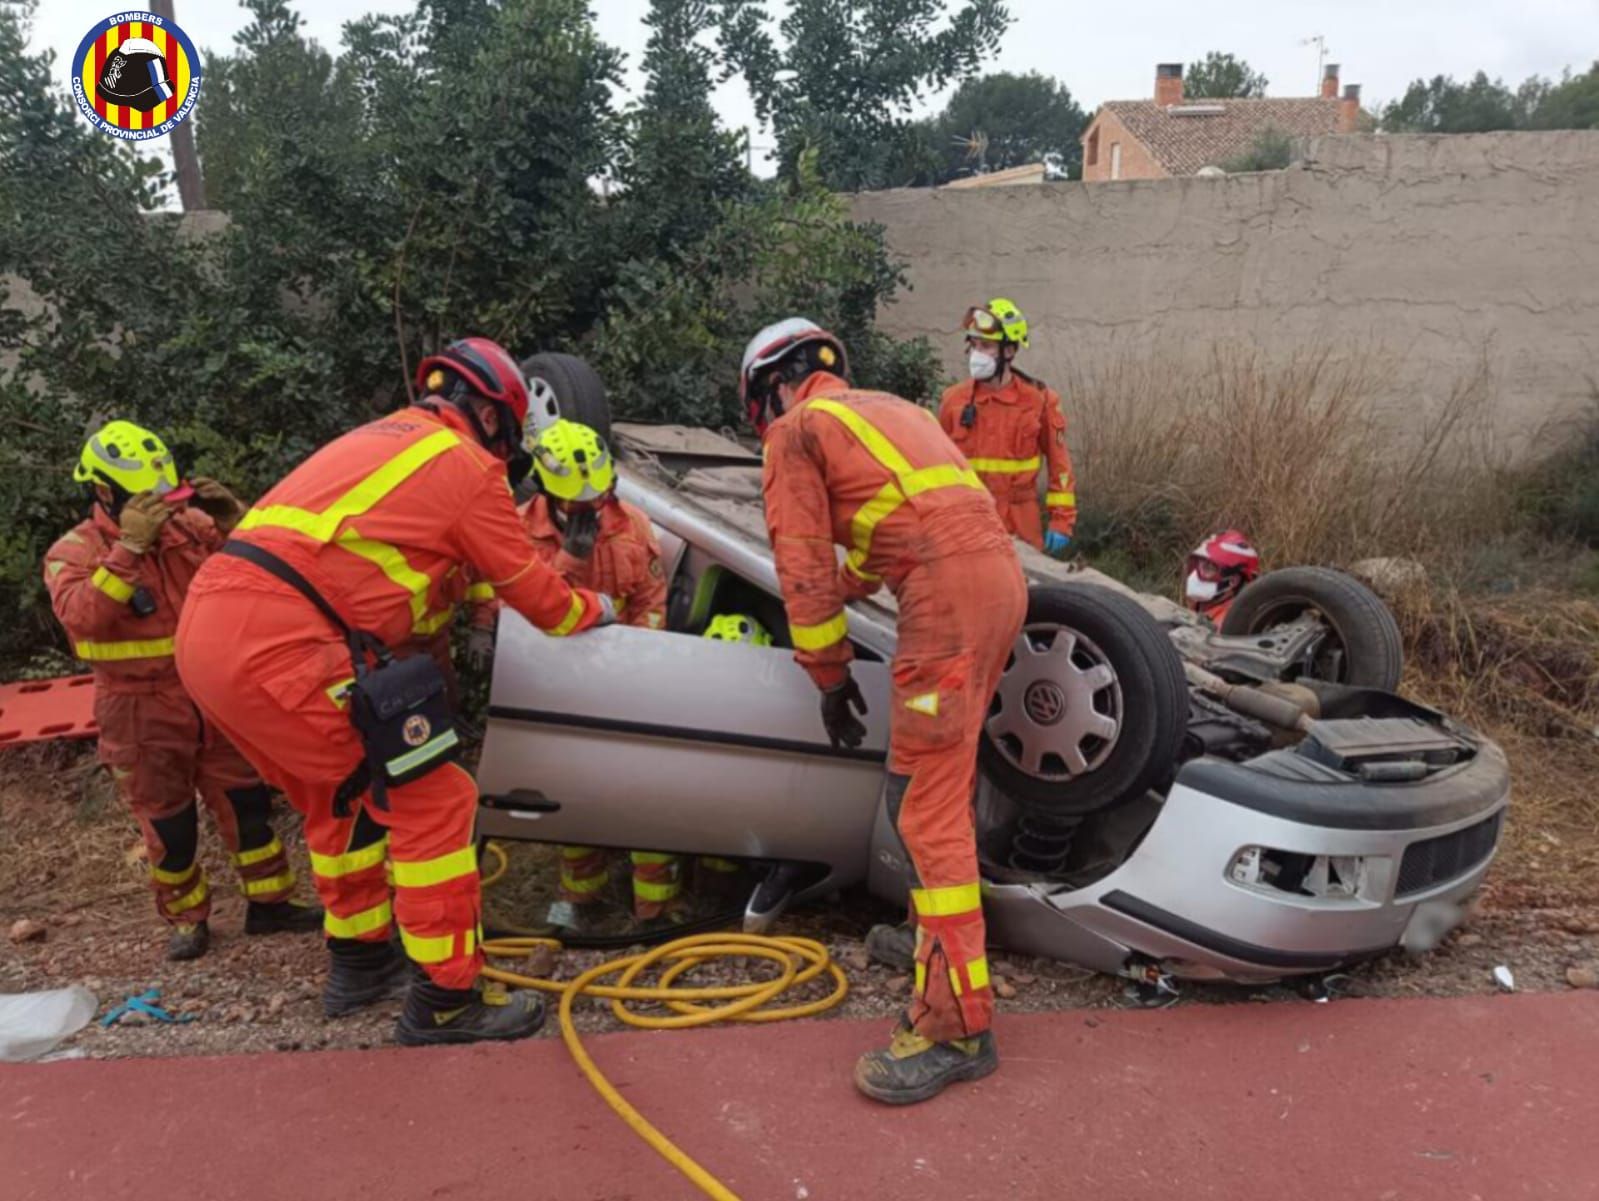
left=475, top=608, right=893, bottom=890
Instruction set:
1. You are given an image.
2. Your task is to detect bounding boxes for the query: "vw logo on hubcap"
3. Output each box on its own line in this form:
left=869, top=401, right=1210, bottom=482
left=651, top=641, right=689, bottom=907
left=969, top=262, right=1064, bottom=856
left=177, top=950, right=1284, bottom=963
left=1023, top=680, right=1067, bottom=725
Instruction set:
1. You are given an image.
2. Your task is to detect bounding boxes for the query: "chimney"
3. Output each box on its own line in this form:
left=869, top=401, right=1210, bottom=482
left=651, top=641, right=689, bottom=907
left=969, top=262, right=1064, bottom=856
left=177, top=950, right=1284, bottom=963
left=1339, top=84, right=1363, bottom=133
left=1155, top=63, right=1184, bottom=108
left=1321, top=63, right=1341, bottom=99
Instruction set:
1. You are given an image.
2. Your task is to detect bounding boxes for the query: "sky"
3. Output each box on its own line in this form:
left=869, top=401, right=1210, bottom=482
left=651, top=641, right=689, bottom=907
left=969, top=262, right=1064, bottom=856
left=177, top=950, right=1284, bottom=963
left=29, top=0, right=1599, bottom=177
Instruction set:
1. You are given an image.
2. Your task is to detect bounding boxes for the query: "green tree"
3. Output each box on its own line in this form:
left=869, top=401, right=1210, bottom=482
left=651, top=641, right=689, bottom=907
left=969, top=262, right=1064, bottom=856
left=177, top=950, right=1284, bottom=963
left=0, top=0, right=941, bottom=664
left=1380, top=71, right=1524, bottom=132
left=1528, top=62, right=1599, bottom=130
left=1184, top=51, right=1268, bottom=100
left=715, top=0, right=1013, bottom=190
left=933, top=71, right=1086, bottom=181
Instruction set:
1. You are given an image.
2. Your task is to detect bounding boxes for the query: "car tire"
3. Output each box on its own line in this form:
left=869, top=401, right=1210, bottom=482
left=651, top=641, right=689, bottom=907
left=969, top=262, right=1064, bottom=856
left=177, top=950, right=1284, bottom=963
left=979, top=583, right=1189, bottom=818
left=519, top=352, right=612, bottom=444
left=1220, top=566, right=1403, bottom=691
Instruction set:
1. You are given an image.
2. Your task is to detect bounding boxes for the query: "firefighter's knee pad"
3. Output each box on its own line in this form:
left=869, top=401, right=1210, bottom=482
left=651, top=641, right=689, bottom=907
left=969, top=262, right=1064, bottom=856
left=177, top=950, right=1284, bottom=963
left=225, top=783, right=274, bottom=850
left=150, top=805, right=200, bottom=873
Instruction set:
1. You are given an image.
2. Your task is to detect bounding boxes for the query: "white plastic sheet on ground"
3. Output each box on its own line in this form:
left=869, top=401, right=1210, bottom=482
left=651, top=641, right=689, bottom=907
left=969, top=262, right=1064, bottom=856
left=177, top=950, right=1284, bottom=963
left=0, top=986, right=97, bottom=1062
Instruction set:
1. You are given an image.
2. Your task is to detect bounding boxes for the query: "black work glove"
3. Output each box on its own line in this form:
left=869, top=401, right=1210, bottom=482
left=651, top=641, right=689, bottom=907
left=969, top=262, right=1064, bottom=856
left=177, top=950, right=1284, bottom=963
left=819, top=674, right=869, bottom=750
left=560, top=507, right=600, bottom=560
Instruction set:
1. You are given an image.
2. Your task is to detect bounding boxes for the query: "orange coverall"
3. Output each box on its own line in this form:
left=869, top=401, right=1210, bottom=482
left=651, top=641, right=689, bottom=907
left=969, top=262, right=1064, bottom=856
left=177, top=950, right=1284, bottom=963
left=175, top=405, right=606, bottom=989
left=938, top=371, right=1077, bottom=550
left=763, top=371, right=1027, bottom=1042
left=520, top=494, right=675, bottom=914
left=44, top=507, right=295, bottom=925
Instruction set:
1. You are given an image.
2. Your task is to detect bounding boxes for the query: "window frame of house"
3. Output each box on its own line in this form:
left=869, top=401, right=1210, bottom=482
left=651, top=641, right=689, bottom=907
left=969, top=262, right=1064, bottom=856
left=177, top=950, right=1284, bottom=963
left=1086, top=127, right=1100, bottom=168
left=1110, top=141, right=1122, bottom=180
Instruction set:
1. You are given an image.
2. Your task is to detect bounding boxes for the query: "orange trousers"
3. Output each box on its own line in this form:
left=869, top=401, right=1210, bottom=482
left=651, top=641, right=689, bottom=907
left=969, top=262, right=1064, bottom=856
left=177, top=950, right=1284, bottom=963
left=175, top=586, right=483, bottom=989
left=888, top=548, right=1027, bottom=1043
left=95, top=688, right=293, bottom=925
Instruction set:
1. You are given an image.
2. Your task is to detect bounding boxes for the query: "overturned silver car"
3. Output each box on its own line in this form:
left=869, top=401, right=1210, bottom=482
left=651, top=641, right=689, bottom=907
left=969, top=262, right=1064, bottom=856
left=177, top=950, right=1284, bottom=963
left=476, top=365, right=1509, bottom=985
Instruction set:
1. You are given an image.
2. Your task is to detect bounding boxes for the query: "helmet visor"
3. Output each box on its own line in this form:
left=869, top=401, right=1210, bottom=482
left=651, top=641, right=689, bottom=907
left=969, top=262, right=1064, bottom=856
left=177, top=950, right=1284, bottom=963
left=961, top=306, right=1004, bottom=338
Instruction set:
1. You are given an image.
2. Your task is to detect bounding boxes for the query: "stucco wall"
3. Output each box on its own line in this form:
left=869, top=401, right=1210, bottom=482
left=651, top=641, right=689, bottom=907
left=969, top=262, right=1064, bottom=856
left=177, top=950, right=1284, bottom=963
left=854, top=131, right=1599, bottom=456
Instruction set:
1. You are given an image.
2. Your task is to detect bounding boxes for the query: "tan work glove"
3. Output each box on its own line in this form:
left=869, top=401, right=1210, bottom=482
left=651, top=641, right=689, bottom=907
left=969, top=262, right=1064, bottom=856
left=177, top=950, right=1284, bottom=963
left=117, top=492, right=172, bottom=554
left=190, top=476, right=248, bottom=535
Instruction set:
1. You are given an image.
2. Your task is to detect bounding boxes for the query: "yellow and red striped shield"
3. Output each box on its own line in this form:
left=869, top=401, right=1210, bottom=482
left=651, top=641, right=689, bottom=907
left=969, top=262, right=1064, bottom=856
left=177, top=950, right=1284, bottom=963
left=71, top=12, right=202, bottom=142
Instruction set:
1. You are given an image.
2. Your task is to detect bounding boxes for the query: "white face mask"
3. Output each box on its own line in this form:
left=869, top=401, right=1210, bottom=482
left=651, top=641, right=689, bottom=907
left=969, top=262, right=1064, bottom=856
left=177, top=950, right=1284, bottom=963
left=1185, top=570, right=1220, bottom=606
left=968, top=347, right=999, bottom=381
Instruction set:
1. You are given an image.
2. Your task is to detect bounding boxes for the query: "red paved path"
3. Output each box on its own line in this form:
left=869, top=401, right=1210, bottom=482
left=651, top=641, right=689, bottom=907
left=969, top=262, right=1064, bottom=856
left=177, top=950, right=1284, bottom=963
left=5, top=992, right=1596, bottom=1200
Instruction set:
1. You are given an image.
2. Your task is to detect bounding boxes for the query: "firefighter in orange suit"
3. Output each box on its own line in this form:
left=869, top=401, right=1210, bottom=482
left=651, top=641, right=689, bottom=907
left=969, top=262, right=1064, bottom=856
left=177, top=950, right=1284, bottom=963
left=743, top=317, right=1027, bottom=1104
left=175, top=338, right=613, bottom=1046
left=44, top=422, right=322, bottom=961
left=937, top=298, right=1077, bottom=556
left=465, top=418, right=675, bottom=928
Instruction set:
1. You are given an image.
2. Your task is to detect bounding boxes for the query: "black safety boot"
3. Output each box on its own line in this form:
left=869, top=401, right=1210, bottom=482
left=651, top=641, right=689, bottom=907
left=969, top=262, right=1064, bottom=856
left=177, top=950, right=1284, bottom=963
left=394, top=979, right=547, bottom=1047
left=323, top=938, right=410, bottom=1018
left=245, top=899, right=325, bottom=935
left=865, top=922, right=916, bottom=971
left=853, top=1024, right=999, bottom=1105
left=167, top=921, right=210, bottom=961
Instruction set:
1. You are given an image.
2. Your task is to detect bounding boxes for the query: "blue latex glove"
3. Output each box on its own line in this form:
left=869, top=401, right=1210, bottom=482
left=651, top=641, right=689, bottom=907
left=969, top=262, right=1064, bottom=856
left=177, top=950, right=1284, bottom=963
left=1043, top=530, right=1072, bottom=559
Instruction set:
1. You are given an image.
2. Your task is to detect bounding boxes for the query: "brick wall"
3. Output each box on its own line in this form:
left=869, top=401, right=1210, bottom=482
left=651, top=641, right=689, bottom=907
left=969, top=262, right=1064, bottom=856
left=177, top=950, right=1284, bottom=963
left=1081, top=109, right=1168, bottom=183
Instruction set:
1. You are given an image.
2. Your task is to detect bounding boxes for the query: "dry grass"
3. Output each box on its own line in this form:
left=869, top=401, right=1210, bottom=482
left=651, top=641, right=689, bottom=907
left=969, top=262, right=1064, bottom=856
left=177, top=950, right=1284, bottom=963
left=1067, top=343, right=1508, bottom=577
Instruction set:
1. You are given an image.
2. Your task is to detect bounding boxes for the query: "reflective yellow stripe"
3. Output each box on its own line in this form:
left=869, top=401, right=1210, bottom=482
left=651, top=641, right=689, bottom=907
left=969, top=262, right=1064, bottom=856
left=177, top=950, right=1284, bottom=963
left=630, top=852, right=676, bottom=866
left=808, top=400, right=984, bottom=575
left=233, top=838, right=284, bottom=868
left=633, top=878, right=681, bottom=902
left=549, top=592, right=586, bottom=637
left=790, top=611, right=849, bottom=652
left=911, top=882, right=983, bottom=918
left=325, top=677, right=355, bottom=710
left=238, top=429, right=460, bottom=542
left=842, top=557, right=881, bottom=584
left=91, top=566, right=135, bottom=603
left=1046, top=491, right=1076, bottom=508
left=400, top=926, right=465, bottom=964
left=561, top=870, right=608, bottom=894
left=411, top=605, right=456, bottom=636
left=166, top=877, right=210, bottom=915
left=384, top=727, right=460, bottom=776
left=310, top=837, right=389, bottom=879
left=808, top=400, right=917, bottom=475
left=75, top=637, right=175, bottom=661
left=151, top=862, right=198, bottom=886
left=325, top=899, right=393, bottom=939
left=562, top=846, right=601, bottom=861
left=967, top=955, right=991, bottom=991
left=392, top=845, right=477, bottom=889
left=967, top=455, right=1041, bottom=474
left=339, top=529, right=434, bottom=630
left=914, top=960, right=927, bottom=995
left=465, top=582, right=496, bottom=602
left=241, top=870, right=295, bottom=897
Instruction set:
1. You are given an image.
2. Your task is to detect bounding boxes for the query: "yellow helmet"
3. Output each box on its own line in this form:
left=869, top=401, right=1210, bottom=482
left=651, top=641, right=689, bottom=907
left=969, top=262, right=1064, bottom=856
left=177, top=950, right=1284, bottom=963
left=73, top=420, right=191, bottom=500
left=703, top=613, right=773, bottom=647
left=961, top=297, right=1029, bottom=350
left=530, top=419, right=614, bottom=502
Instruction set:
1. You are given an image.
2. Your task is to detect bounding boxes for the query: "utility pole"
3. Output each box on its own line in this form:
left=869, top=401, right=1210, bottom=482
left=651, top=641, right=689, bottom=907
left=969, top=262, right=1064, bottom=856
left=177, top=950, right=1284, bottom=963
left=150, top=0, right=206, bottom=210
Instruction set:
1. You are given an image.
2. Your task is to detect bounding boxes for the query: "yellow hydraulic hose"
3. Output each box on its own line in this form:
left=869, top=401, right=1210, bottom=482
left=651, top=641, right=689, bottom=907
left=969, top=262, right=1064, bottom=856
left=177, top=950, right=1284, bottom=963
left=478, top=843, right=849, bottom=1201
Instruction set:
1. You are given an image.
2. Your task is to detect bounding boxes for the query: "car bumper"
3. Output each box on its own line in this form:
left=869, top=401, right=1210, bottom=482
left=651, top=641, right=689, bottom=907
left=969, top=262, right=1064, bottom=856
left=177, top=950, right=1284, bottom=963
left=983, top=741, right=1511, bottom=982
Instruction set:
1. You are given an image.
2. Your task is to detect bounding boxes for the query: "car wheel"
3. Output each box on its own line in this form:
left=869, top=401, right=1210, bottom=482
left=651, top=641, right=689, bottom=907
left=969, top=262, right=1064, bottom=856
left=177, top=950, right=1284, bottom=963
left=980, top=583, right=1188, bottom=818
left=518, top=352, right=612, bottom=444
left=1220, top=566, right=1403, bottom=691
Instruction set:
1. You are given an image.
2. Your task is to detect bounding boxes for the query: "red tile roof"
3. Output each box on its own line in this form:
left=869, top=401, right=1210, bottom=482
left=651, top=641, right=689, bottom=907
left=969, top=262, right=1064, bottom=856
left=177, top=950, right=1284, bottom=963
left=1097, top=98, right=1344, bottom=175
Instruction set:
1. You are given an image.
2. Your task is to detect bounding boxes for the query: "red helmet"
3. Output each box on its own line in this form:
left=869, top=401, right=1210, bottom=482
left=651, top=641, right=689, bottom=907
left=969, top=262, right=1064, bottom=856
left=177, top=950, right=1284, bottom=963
left=739, top=317, right=848, bottom=436
left=416, top=337, right=529, bottom=425
left=1184, top=529, right=1261, bottom=615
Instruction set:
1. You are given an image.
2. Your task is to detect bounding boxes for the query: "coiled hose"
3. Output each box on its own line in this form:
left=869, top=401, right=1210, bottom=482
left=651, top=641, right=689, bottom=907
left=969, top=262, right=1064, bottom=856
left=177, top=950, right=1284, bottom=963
left=478, top=842, right=849, bottom=1201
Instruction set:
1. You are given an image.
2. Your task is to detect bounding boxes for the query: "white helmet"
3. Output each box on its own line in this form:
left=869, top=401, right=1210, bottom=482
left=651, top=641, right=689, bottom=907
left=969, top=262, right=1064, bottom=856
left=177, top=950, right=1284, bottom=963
left=739, top=317, right=848, bottom=434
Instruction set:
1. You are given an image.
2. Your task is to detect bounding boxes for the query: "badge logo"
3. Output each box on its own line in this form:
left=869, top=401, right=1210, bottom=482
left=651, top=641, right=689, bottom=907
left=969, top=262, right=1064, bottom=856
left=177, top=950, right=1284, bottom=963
left=71, top=13, right=202, bottom=142
left=402, top=714, right=432, bottom=747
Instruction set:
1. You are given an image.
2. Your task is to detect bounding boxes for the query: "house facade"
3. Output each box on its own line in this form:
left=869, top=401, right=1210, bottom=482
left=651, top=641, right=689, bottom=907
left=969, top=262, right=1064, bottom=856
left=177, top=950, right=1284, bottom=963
left=1082, top=62, right=1364, bottom=182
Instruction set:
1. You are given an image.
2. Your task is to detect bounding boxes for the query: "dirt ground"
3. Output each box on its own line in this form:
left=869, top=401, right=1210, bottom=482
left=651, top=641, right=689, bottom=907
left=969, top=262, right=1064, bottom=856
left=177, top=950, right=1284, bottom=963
left=3, top=734, right=1597, bottom=1062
